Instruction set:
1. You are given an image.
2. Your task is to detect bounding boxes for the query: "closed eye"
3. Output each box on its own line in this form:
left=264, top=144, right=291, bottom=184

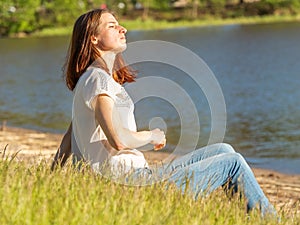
left=108, top=22, right=118, bottom=28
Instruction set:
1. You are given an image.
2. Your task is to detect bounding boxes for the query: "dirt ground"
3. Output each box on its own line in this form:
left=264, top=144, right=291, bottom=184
left=1, top=125, right=299, bottom=214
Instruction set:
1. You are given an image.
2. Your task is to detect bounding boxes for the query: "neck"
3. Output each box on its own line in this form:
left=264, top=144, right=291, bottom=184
left=101, top=52, right=116, bottom=75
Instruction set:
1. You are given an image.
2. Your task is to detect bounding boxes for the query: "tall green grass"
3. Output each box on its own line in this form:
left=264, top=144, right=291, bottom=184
left=0, top=157, right=298, bottom=225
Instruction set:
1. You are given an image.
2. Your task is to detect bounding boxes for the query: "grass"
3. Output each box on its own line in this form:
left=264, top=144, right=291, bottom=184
left=0, top=155, right=299, bottom=225
left=29, top=14, right=300, bottom=38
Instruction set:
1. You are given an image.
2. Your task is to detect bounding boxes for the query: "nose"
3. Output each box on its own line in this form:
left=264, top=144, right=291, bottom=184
left=119, top=25, right=127, bottom=34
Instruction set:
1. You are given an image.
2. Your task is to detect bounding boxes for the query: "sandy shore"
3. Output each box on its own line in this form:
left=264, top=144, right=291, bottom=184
left=1, top=125, right=299, bottom=214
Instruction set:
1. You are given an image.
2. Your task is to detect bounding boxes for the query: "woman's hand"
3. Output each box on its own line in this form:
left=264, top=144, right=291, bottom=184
left=95, top=94, right=165, bottom=150
left=150, top=128, right=166, bottom=151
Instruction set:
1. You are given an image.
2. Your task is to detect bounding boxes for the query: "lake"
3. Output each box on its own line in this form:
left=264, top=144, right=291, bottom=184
left=0, top=22, right=300, bottom=174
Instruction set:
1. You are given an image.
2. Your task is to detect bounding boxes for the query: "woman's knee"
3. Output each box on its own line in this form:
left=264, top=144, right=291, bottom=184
left=229, top=152, right=248, bottom=167
left=213, top=143, right=236, bottom=154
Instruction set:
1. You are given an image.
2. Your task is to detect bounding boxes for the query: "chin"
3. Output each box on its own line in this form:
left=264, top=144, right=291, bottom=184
left=114, top=44, right=127, bottom=53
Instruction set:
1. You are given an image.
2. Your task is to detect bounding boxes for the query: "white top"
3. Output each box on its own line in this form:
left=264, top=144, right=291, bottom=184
left=71, top=66, right=148, bottom=175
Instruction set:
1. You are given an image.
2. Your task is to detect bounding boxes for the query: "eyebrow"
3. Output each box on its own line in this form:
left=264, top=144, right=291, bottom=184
left=107, top=21, right=118, bottom=25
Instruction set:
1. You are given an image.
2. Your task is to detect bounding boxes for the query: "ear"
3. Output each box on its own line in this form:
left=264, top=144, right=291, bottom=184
left=91, top=35, right=98, bottom=45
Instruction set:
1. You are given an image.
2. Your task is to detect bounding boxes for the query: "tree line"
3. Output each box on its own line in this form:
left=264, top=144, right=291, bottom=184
left=1, top=0, right=300, bottom=37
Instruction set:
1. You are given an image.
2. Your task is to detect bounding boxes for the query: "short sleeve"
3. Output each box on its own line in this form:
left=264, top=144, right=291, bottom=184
left=82, top=69, right=119, bottom=110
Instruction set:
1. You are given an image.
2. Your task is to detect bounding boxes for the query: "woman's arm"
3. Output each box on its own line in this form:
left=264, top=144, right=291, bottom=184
left=51, top=123, right=72, bottom=170
left=94, top=94, right=166, bottom=151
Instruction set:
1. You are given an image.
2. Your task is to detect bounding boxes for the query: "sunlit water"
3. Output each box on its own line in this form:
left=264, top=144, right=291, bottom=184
left=1, top=22, right=300, bottom=174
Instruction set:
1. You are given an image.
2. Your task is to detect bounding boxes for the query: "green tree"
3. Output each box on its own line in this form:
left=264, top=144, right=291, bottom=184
left=43, top=0, right=88, bottom=26
left=152, top=0, right=170, bottom=10
left=0, top=0, right=40, bottom=36
left=206, top=0, right=226, bottom=15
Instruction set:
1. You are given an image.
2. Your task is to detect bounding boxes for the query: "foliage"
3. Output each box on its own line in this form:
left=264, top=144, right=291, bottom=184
left=1, top=157, right=298, bottom=225
left=205, top=0, right=227, bottom=15
left=0, top=0, right=40, bottom=36
left=1, top=0, right=300, bottom=37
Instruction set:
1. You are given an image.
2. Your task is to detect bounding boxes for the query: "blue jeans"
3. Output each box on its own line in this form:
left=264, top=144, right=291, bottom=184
left=156, top=143, right=276, bottom=216
left=114, top=143, right=276, bottom=217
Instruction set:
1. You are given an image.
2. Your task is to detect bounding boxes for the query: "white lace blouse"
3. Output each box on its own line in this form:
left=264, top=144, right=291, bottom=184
left=71, top=66, right=148, bottom=175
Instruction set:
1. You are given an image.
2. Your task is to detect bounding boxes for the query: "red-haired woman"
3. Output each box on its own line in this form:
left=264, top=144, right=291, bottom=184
left=52, top=9, right=276, bottom=217
left=52, top=9, right=165, bottom=174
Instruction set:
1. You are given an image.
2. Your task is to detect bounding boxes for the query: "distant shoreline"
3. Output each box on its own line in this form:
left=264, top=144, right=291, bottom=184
left=8, top=14, right=300, bottom=38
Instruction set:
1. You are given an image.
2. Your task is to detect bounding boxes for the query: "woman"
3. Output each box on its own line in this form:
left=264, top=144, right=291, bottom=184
left=52, top=9, right=276, bottom=217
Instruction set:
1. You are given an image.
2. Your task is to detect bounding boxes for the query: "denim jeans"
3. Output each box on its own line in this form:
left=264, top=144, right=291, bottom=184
left=110, top=143, right=276, bottom=217
left=156, top=143, right=276, bottom=217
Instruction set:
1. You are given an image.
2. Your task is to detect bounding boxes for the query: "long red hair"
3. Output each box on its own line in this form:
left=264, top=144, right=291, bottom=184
left=63, top=9, right=136, bottom=91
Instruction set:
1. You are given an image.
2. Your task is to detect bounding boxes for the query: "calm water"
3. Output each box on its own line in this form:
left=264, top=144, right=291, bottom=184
left=1, top=22, right=300, bottom=174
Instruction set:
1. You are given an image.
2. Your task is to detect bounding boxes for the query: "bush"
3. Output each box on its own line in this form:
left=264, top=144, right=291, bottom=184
left=0, top=0, right=40, bottom=36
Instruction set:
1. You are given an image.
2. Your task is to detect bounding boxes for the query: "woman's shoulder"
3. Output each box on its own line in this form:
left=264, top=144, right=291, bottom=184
left=76, top=66, right=105, bottom=81
left=83, top=66, right=122, bottom=92
left=82, top=66, right=113, bottom=85
left=87, top=66, right=110, bottom=79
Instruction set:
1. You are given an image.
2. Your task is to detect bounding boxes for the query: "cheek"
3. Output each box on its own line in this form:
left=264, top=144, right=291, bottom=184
left=99, top=34, right=117, bottom=50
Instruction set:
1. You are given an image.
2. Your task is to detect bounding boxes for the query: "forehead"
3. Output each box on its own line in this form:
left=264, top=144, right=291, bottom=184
left=100, top=13, right=117, bottom=24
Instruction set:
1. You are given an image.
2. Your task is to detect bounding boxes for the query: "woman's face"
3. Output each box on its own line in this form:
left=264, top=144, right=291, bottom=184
left=92, top=13, right=127, bottom=54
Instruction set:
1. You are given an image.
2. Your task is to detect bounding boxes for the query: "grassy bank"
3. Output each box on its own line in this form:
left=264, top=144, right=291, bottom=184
left=30, top=14, right=300, bottom=38
left=0, top=158, right=298, bottom=225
